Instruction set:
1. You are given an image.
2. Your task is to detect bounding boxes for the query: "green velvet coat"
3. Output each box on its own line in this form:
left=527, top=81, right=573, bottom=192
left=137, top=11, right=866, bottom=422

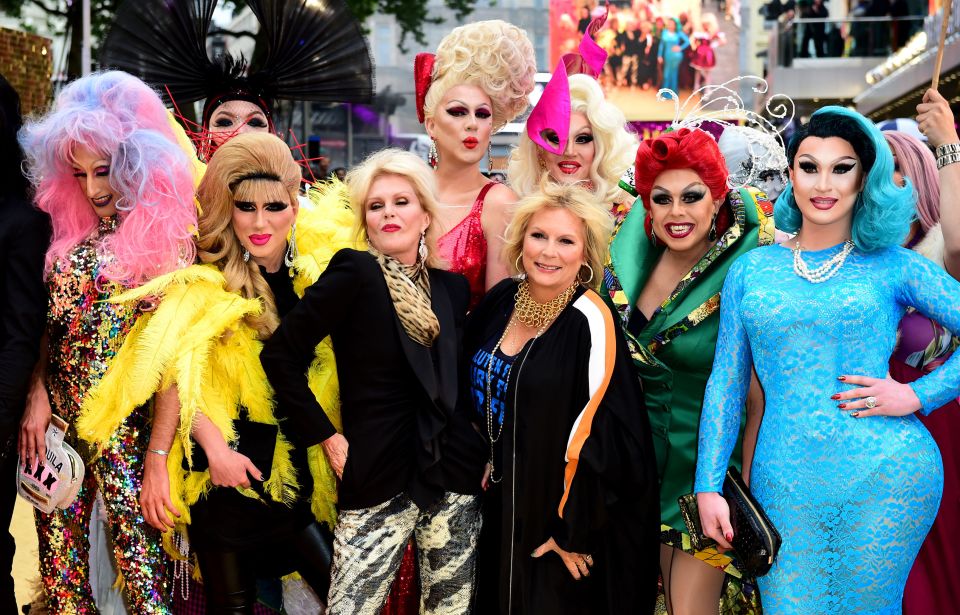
left=601, top=187, right=774, bottom=535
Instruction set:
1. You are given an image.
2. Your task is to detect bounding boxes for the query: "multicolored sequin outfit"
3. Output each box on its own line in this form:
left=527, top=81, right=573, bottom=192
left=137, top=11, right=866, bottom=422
left=602, top=188, right=773, bottom=614
left=37, top=216, right=171, bottom=613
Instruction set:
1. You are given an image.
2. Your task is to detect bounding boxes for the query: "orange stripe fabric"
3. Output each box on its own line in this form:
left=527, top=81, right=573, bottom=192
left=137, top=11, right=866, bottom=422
left=558, top=290, right=617, bottom=518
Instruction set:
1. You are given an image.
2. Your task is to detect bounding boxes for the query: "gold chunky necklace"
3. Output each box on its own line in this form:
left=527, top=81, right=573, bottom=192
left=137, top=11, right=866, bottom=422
left=513, top=279, right=579, bottom=329
left=485, top=279, right=578, bottom=484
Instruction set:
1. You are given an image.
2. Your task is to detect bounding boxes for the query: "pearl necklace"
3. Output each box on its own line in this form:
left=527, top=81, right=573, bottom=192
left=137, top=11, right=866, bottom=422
left=792, top=239, right=855, bottom=283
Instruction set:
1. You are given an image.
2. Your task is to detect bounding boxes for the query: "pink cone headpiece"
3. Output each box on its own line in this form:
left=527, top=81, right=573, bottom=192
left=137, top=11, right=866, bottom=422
left=526, top=7, right=608, bottom=155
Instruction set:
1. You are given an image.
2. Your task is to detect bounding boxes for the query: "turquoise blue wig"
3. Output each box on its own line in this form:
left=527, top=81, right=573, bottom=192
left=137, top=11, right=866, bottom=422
left=774, top=106, right=915, bottom=251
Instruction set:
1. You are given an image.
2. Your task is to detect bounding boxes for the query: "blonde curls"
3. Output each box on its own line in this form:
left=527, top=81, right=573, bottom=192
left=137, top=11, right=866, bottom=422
left=423, top=20, right=537, bottom=132
left=503, top=180, right=614, bottom=291
left=346, top=148, right=444, bottom=269
left=509, top=75, right=638, bottom=204
left=196, top=132, right=301, bottom=339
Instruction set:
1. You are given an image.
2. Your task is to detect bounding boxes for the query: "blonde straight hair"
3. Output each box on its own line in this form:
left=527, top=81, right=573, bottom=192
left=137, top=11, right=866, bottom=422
left=346, top=148, right=444, bottom=269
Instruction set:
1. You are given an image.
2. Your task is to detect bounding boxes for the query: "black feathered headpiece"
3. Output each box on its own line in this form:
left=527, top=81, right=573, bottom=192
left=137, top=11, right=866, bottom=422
left=100, top=0, right=374, bottom=129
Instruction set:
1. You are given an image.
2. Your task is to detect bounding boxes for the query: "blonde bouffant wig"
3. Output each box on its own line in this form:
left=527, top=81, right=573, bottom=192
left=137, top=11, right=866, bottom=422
left=197, top=132, right=301, bottom=338
left=346, top=148, right=444, bottom=269
left=508, top=75, right=638, bottom=205
left=502, top=180, right=614, bottom=291
left=423, top=20, right=537, bottom=132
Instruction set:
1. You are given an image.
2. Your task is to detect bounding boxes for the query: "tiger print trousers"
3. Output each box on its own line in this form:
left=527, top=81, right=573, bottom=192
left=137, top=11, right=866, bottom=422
left=327, top=491, right=481, bottom=615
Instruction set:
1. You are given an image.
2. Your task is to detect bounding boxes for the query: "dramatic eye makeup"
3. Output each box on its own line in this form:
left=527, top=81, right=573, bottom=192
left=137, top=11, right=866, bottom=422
left=574, top=132, right=594, bottom=144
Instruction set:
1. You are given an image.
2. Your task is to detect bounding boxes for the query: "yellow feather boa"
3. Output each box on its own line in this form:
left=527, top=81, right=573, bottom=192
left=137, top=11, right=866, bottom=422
left=294, top=179, right=359, bottom=528
left=78, top=266, right=299, bottom=556
left=78, top=179, right=358, bottom=557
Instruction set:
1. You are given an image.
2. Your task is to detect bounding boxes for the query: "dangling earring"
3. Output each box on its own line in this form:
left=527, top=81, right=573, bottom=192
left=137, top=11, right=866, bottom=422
left=242, top=248, right=251, bottom=263
left=649, top=231, right=659, bottom=248
left=488, top=143, right=495, bottom=172
left=708, top=212, right=718, bottom=242
left=418, top=231, right=428, bottom=263
left=284, top=222, right=299, bottom=275
left=578, top=263, right=595, bottom=285
left=429, top=139, right=439, bottom=169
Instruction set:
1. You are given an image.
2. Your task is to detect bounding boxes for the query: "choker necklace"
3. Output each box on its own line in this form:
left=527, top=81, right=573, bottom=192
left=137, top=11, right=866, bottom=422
left=792, top=239, right=855, bottom=283
left=513, top=279, right=578, bottom=329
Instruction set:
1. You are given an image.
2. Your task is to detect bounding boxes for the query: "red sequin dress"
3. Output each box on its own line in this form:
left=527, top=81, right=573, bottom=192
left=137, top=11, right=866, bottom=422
left=437, top=183, right=495, bottom=309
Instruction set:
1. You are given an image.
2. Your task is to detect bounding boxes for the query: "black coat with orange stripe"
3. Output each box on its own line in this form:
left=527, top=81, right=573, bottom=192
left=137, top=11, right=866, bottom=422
left=459, top=278, right=660, bottom=615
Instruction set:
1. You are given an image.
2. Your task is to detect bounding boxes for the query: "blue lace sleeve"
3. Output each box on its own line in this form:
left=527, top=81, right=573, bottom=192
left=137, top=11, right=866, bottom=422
left=694, top=257, right=753, bottom=493
left=895, top=249, right=960, bottom=414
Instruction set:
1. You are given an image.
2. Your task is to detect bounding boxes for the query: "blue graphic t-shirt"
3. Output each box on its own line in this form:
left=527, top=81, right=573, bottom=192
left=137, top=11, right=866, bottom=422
left=469, top=334, right=516, bottom=436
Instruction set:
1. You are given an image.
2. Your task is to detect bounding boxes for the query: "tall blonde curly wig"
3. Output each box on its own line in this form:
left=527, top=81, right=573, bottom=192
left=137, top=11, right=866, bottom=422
left=423, top=20, right=537, bottom=132
left=196, top=132, right=301, bottom=338
left=508, top=75, right=638, bottom=205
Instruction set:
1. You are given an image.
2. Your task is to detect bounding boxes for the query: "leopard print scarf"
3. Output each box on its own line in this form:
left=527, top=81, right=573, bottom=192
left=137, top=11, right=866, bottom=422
left=368, top=245, right=439, bottom=347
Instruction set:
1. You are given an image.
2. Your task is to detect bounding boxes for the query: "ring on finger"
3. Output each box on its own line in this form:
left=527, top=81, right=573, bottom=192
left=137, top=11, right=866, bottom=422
left=865, top=396, right=878, bottom=409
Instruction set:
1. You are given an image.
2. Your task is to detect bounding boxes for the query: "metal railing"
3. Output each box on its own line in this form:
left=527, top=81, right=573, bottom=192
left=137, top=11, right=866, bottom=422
left=773, top=16, right=925, bottom=67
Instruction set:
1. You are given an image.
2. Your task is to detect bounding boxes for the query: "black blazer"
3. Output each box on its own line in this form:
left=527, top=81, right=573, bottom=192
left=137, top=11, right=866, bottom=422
left=261, top=248, right=470, bottom=510
left=0, top=195, right=49, bottom=432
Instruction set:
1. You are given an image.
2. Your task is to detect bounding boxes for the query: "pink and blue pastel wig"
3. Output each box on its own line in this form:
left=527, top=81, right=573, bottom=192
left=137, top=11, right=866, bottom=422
left=19, top=70, right=197, bottom=286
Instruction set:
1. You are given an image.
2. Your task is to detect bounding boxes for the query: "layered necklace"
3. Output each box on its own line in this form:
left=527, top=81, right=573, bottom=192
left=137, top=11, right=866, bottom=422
left=792, top=238, right=856, bottom=283
left=485, top=279, right=579, bottom=483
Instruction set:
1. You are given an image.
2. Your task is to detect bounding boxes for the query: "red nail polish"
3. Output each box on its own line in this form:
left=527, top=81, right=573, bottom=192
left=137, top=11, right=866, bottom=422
left=838, top=403, right=847, bottom=409
left=830, top=394, right=840, bottom=400
left=838, top=376, right=847, bottom=381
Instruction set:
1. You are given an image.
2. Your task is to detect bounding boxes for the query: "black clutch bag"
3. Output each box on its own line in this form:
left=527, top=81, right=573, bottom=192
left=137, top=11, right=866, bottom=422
left=677, top=467, right=781, bottom=577
left=724, top=467, right=781, bottom=577
left=182, top=418, right=279, bottom=484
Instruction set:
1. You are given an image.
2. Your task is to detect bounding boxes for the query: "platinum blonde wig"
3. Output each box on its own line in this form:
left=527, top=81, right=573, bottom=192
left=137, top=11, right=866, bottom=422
left=508, top=75, right=637, bottom=204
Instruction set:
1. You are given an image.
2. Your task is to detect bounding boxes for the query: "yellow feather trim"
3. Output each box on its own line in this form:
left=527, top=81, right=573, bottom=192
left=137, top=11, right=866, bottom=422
left=78, top=267, right=248, bottom=448
left=288, top=189, right=359, bottom=528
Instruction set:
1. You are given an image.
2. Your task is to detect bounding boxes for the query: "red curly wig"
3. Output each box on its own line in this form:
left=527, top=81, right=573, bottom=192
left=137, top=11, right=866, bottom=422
left=635, top=128, right=731, bottom=241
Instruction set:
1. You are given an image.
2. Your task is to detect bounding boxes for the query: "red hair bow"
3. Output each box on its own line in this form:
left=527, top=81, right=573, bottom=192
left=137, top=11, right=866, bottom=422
left=415, top=53, right=436, bottom=124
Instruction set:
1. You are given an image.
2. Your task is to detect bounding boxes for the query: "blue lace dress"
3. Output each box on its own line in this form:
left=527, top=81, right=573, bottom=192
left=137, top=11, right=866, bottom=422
left=695, top=243, right=960, bottom=614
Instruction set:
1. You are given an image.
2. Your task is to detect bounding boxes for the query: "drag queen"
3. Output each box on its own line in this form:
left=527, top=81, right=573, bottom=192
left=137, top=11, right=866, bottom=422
left=509, top=13, right=637, bottom=218
left=101, top=0, right=373, bottom=162
left=96, top=133, right=346, bottom=613
left=603, top=127, right=771, bottom=615
left=416, top=19, right=536, bottom=306
left=696, top=106, right=960, bottom=614
left=17, top=71, right=198, bottom=612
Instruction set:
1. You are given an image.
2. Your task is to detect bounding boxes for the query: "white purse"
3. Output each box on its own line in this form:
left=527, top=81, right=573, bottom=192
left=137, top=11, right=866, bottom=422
left=17, top=414, right=85, bottom=514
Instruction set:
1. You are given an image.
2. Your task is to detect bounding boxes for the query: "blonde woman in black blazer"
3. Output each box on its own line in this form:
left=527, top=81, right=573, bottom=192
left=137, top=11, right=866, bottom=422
left=261, top=149, right=477, bottom=615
